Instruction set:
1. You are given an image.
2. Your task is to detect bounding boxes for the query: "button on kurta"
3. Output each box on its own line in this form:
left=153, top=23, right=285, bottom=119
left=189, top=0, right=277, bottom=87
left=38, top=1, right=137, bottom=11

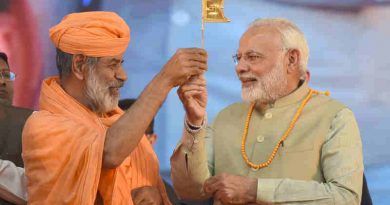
left=265, top=112, right=273, bottom=119
left=256, top=135, right=265, bottom=143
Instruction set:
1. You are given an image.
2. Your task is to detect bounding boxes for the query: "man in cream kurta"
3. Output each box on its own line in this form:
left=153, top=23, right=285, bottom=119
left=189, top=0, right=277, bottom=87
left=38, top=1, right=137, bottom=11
left=171, top=18, right=363, bottom=205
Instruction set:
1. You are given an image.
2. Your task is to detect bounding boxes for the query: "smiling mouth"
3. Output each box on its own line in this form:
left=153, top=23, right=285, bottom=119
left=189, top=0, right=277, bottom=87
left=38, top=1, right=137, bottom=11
left=240, top=77, right=257, bottom=87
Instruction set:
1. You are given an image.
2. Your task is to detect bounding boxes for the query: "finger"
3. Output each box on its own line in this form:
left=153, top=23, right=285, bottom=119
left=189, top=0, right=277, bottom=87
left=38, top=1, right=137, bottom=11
left=179, top=84, right=206, bottom=93
left=187, top=75, right=207, bottom=85
left=203, top=183, right=214, bottom=195
left=177, top=87, right=185, bottom=102
left=180, top=61, right=208, bottom=71
left=180, top=54, right=208, bottom=64
left=183, top=91, right=205, bottom=102
left=214, top=189, right=227, bottom=203
left=175, top=50, right=207, bottom=65
left=190, top=54, right=208, bottom=63
left=177, top=85, right=205, bottom=97
left=216, top=191, right=236, bottom=205
left=136, top=198, right=149, bottom=205
left=186, top=66, right=207, bottom=77
left=204, top=176, right=220, bottom=193
left=182, top=87, right=207, bottom=96
left=183, top=75, right=207, bottom=86
left=132, top=192, right=144, bottom=205
left=177, top=48, right=207, bottom=56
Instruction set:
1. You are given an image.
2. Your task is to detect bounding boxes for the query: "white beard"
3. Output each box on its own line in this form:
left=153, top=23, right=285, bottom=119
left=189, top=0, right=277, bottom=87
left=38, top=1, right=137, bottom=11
left=84, top=67, right=119, bottom=114
left=240, top=61, right=288, bottom=103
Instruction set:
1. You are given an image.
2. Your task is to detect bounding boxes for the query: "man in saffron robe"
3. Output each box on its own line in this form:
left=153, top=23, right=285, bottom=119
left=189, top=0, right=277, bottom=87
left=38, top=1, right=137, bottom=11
left=22, top=11, right=207, bottom=205
left=170, top=18, right=364, bottom=205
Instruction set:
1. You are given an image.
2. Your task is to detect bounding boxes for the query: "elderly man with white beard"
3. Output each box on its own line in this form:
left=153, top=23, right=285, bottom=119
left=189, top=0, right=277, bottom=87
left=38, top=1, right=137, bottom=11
left=22, top=11, right=207, bottom=204
left=170, top=18, right=363, bottom=205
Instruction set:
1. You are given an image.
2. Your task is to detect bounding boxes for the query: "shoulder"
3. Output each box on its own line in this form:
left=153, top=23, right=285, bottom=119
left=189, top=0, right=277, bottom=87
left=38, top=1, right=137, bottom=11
left=23, top=111, right=94, bottom=147
left=309, top=93, right=351, bottom=115
left=24, top=111, right=77, bottom=134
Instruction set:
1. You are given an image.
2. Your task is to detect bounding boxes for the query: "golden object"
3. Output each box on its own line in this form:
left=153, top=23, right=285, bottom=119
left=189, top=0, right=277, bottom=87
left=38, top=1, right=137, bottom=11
left=202, top=0, right=230, bottom=23
left=241, top=89, right=330, bottom=170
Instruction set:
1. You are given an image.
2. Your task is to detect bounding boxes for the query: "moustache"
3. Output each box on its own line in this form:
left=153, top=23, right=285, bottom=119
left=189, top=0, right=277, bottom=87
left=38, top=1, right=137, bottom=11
left=109, top=81, right=124, bottom=89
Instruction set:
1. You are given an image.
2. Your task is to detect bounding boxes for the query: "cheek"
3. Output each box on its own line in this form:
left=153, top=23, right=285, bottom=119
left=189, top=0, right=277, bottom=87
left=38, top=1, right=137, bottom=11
left=252, top=62, right=275, bottom=76
left=6, top=82, right=13, bottom=92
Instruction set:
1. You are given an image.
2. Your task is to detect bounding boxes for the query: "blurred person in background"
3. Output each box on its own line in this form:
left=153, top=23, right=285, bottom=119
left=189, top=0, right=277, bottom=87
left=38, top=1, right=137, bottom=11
left=0, top=52, right=31, bottom=205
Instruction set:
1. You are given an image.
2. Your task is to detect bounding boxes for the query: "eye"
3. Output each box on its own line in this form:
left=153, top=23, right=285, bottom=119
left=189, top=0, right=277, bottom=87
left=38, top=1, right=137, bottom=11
left=247, top=54, right=261, bottom=61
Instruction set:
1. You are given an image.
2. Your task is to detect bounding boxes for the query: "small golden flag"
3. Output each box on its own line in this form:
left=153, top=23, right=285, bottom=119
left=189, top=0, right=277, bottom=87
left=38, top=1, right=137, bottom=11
left=202, top=0, right=230, bottom=23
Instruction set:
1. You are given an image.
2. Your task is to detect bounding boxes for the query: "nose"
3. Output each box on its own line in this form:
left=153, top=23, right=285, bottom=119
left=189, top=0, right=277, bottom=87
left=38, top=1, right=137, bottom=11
left=115, top=65, right=128, bottom=82
left=235, top=60, right=250, bottom=75
left=0, top=78, right=6, bottom=86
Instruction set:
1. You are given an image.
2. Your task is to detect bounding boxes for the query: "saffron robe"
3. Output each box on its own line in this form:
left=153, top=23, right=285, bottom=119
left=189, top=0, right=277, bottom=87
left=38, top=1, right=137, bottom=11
left=23, top=77, right=170, bottom=205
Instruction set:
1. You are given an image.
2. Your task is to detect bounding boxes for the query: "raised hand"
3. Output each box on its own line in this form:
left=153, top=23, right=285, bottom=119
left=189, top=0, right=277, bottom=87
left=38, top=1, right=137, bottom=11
left=177, top=74, right=207, bottom=126
left=158, top=48, right=208, bottom=88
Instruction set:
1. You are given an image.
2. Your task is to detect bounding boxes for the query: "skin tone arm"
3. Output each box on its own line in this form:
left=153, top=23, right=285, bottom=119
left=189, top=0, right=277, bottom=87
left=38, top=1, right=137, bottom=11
left=103, top=48, right=208, bottom=168
left=0, top=190, right=26, bottom=205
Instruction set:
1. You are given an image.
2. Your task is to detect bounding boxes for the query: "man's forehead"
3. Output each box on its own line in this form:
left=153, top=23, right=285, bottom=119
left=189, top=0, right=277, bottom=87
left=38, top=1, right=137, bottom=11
left=99, top=55, right=124, bottom=63
left=238, top=27, right=282, bottom=52
left=0, top=58, right=9, bottom=69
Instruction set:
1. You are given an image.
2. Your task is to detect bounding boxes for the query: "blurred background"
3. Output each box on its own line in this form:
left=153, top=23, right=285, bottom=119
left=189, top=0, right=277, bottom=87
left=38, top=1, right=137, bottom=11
left=1, top=0, right=389, bottom=203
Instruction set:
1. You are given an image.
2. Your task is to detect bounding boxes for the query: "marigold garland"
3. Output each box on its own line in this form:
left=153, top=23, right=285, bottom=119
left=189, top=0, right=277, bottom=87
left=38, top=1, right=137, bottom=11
left=241, top=89, right=329, bottom=170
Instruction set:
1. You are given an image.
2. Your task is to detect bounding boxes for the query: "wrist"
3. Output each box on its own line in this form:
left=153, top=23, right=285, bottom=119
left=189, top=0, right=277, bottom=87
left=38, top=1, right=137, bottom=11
left=186, top=115, right=204, bottom=127
left=155, top=70, right=175, bottom=89
left=153, top=73, right=174, bottom=93
left=247, top=178, right=258, bottom=203
left=184, top=114, right=207, bottom=134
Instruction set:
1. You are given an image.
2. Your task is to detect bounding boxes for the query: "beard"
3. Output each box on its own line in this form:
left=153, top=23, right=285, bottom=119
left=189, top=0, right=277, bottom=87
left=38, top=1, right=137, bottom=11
left=240, top=61, right=288, bottom=104
left=84, top=67, right=122, bottom=114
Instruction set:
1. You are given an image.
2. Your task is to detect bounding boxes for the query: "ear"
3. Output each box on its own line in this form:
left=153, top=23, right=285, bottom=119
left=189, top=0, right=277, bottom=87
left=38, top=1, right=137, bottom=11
left=71, top=54, right=87, bottom=80
left=148, top=134, right=158, bottom=146
left=286, top=49, right=300, bottom=74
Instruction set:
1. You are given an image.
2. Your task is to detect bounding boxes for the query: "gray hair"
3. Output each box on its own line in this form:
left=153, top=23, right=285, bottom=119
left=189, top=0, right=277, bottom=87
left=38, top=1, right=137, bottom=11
left=249, top=18, right=309, bottom=78
left=56, top=49, right=99, bottom=78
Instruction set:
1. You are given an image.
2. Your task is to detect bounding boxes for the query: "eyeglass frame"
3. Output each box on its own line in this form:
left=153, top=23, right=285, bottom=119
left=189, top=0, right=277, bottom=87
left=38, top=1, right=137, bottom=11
left=0, top=69, right=16, bottom=81
left=232, top=48, right=289, bottom=66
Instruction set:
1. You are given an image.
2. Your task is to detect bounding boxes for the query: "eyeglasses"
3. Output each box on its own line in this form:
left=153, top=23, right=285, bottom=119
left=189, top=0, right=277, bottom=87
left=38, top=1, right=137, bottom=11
left=232, top=52, right=264, bottom=66
left=0, top=70, right=16, bottom=81
left=233, top=49, right=287, bottom=66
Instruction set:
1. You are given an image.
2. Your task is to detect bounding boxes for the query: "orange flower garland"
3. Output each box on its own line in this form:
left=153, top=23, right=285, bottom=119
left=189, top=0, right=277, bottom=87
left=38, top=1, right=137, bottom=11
left=241, top=89, right=329, bottom=170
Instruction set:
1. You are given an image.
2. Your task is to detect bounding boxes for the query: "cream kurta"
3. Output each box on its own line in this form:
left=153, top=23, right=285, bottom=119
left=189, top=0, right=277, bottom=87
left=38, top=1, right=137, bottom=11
left=171, top=83, right=363, bottom=205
